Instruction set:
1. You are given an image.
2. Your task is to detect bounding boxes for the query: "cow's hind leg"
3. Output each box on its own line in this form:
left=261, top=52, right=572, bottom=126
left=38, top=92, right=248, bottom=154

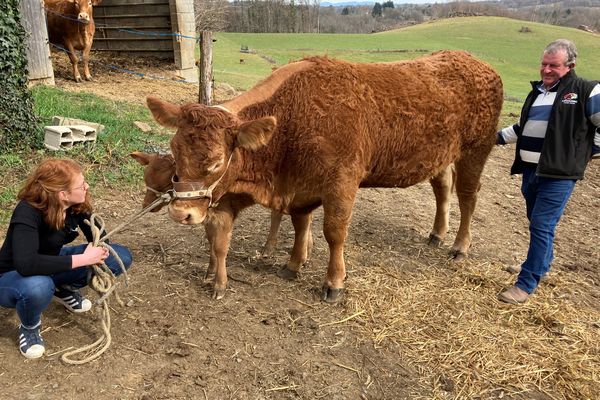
left=451, top=148, right=490, bottom=261
left=277, top=212, right=313, bottom=280
left=262, top=210, right=283, bottom=257
left=427, top=164, right=455, bottom=247
left=264, top=211, right=314, bottom=259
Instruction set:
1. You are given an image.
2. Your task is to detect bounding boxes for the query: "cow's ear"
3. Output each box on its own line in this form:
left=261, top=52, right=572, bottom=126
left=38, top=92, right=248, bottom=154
left=147, top=96, right=180, bottom=129
left=130, top=151, right=151, bottom=166
left=235, top=116, right=277, bottom=150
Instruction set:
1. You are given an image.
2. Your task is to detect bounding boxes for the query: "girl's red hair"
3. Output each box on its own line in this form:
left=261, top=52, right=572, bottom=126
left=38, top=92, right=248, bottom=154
left=18, top=158, right=92, bottom=230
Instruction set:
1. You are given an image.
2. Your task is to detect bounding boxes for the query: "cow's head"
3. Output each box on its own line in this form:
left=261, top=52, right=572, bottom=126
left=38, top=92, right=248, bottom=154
left=130, top=151, right=175, bottom=212
left=72, top=0, right=101, bottom=24
left=146, top=96, right=277, bottom=225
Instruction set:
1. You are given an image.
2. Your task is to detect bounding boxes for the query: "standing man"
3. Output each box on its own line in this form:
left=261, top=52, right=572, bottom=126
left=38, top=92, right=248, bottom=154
left=496, top=39, right=600, bottom=304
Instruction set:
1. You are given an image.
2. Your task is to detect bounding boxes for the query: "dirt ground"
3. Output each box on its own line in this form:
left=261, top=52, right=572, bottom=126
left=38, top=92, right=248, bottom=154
left=1, top=53, right=599, bottom=400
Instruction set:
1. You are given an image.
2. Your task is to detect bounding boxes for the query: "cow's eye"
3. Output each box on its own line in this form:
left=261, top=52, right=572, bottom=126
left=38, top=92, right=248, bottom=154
left=207, top=159, right=224, bottom=173
left=206, top=156, right=225, bottom=172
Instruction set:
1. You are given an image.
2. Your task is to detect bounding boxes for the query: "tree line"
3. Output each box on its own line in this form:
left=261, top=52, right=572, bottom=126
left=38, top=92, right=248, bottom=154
left=194, top=0, right=600, bottom=34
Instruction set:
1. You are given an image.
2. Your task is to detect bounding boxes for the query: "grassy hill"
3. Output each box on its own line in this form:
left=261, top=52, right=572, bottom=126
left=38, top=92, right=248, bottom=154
left=213, top=16, right=600, bottom=103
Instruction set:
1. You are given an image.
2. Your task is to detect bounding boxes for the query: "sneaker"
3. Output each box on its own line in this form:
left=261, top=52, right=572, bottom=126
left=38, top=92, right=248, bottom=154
left=18, top=324, right=45, bottom=359
left=53, top=286, right=92, bottom=313
left=592, top=144, right=600, bottom=160
left=498, top=285, right=529, bottom=304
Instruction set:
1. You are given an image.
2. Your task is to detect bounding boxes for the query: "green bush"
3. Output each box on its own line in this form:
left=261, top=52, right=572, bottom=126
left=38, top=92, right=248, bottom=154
left=0, top=0, right=42, bottom=152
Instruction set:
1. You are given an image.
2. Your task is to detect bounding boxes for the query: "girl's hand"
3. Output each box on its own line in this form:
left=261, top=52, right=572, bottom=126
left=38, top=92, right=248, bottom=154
left=84, top=243, right=109, bottom=265
left=72, top=243, right=109, bottom=268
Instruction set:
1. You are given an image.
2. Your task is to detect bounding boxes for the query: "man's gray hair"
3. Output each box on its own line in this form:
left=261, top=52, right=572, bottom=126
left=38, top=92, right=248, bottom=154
left=544, top=39, right=577, bottom=67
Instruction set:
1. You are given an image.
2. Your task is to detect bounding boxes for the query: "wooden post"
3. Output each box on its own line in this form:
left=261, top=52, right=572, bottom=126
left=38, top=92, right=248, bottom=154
left=169, top=0, right=198, bottom=82
left=19, top=0, right=55, bottom=86
left=198, top=30, right=213, bottom=106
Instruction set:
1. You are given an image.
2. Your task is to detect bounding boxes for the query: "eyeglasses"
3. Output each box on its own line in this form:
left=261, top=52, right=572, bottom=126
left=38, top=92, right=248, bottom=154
left=71, top=181, right=88, bottom=191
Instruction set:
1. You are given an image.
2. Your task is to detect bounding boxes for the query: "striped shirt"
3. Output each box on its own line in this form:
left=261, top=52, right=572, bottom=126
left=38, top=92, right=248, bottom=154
left=500, top=81, right=600, bottom=163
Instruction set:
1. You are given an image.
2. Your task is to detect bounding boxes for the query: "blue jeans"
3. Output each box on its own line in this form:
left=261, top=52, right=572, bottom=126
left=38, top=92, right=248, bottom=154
left=0, top=243, right=132, bottom=327
left=516, top=167, right=575, bottom=294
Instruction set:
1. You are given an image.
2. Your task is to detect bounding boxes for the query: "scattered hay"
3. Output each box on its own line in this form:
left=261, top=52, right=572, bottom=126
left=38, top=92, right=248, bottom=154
left=344, top=247, right=600, bottom=399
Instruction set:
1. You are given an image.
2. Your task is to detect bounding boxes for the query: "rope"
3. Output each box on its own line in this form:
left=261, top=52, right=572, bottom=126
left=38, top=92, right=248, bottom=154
left=60, top=193, right=172, bottom=364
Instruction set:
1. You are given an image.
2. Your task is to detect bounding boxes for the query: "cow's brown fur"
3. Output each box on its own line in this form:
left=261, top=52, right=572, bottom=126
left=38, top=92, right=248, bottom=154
left=45, top=0, right=101, bottom=82
left=148, top=51, right=503, bottom=302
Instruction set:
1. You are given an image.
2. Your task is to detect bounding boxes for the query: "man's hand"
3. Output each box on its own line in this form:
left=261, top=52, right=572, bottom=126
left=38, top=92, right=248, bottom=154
left=496, top=131, right=506, bottom=145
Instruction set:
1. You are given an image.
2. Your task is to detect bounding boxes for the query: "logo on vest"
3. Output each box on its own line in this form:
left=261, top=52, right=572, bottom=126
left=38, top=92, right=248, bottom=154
left=562, top=93, right=578, bottom=105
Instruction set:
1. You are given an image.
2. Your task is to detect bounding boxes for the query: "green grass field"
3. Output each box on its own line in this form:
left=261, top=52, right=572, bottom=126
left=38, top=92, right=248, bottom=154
left=213, top=16, right=600, bottom=102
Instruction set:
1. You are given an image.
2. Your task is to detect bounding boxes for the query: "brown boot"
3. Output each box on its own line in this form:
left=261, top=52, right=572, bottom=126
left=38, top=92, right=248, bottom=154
left=506, top=264, right=521, bottom=274
left=505, top=264, right=549, bottom=282
left=498, top=285, right=529, bottom=304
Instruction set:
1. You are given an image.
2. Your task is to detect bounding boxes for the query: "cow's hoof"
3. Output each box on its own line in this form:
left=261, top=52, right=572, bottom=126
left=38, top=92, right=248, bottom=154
left=450, top=250, right=468, bottom=262
left=261, top=245, right=275, bottom=258
left=428, top=234, right=443, bottom=247
left=321, top=285, right=345, bottom=304
left=277, top=267, right=298, bottom=280
left=211, top=287, right=226, bottom=300
left=85, top=75, right=92, bottom=81
left=74, top=77, right=82, bottom=83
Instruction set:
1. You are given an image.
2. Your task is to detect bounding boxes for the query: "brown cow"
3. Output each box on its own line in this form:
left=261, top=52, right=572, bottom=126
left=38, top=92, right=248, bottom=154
left=129, top=151, right=294, bottom=256
left=147, top=51, right=503, bottom=302
left=45, top=0, right=101, bottom=82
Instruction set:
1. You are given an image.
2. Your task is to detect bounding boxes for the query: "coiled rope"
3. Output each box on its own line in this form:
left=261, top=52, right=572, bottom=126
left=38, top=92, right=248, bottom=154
left=61, top=193, right=172, bottom=364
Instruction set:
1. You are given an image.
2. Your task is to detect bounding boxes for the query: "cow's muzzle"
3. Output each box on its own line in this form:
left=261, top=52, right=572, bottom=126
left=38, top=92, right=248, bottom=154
left=78, top=13, right=91, bottom=24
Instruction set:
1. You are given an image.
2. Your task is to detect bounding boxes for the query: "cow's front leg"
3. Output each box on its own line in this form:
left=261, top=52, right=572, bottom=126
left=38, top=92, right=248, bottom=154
left=82, top=40, right=93, bottom=81
left=203, top=209, right=234, bottom=299
left=277, top=211, right=313, bottom=280
left=427, top=164, right=454, bottom=247
left=203, top=223, right=217, bottom=281
left=64, top=41, right=81, bottom=82
left=320, top=193, right=355, bottom=303
left=262, top=210, right=283, bottom=257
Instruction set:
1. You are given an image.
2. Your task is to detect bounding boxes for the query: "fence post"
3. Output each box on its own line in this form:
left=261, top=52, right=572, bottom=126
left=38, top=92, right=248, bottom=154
left=198, top=30, right=213, bottom=105
left=19, top=0, right=55, bottom=86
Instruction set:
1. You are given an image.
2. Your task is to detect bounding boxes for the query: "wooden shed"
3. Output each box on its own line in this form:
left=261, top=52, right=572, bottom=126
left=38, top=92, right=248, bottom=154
left=93, top=0, right=197, bottom=82
left=22, top=0, right=197, bottom=84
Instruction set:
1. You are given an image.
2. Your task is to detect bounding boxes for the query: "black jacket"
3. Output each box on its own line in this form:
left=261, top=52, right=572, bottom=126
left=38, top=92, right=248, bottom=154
left=511, top=70, right=598, bottom=179
left=0, top=201, right=103, bottom=276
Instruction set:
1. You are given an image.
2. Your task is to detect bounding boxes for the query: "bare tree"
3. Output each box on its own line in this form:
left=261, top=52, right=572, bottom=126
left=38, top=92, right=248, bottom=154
left=194, top=0, right=229, bottom=31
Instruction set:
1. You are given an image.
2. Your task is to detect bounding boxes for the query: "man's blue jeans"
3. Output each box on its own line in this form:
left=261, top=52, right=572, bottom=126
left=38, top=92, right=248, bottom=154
left=0, top=243, right=132, bottom=327
left=517, top=167, right=576, bottom=294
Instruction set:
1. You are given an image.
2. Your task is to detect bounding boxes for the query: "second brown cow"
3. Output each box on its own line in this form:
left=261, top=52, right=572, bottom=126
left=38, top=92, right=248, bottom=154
left=147, top=51, right=503, bottom=302
left=45, top=0, right=101, bottom=82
